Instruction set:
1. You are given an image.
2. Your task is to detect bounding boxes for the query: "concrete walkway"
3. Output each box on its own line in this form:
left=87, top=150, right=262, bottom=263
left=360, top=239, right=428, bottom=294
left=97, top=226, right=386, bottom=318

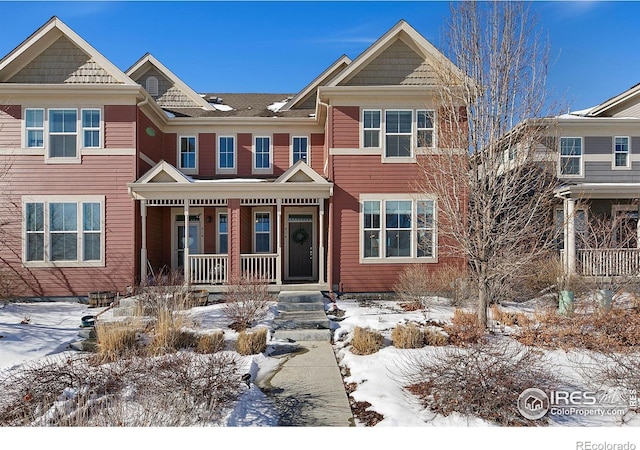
left=257, top=341, right=354, bottom=426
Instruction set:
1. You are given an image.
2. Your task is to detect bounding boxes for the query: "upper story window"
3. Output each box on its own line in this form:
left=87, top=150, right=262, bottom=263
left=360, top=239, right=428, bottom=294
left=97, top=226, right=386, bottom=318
left=49, top=109, right=77, bottom=158
left=218, top=136, right=235, bottom=172
left=363, top=110, right=381, bottom=148
left=82, top=109, right=101, bottom=148
left=24, top=196, right=104, bottom=267
left=559, top=137, right=582, bottom=177
left=146, top=76, right=159, bottom=97
left=179, top=136, right=197, bottom=171
left=25, top=108, right=44, bottom=148
left=417, top=110, right=435, bottom=148
left=614, top=136, right=630, bottom=169
left=292, top=136, right=309, bottom=165
left=385, top=110, right=413, bottom=158
left=254, top=136, right=272, bottom=172
left=25, top=107, right=102, bottom=162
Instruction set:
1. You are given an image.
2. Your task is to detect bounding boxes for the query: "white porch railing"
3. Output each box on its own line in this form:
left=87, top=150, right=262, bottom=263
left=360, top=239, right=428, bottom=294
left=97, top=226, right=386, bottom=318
left=189, top=254, right=228, bottom=284
left=241, top=253, right=278, bottom=283
left=577, top=249, right=640, bottom=277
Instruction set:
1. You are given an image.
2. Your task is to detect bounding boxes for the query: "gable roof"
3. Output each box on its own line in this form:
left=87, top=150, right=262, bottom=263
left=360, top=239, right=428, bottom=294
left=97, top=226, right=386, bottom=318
left=586, top=82, right=640, bottom=117
left=326, top=20, right=465, bottom=88
left=281, top=55, right=352, bottom=111
left=0, top=16, right=135, bottom=85
left=134, top=160, right=193, bottom=184
left=275, top=160, right=330, bottom=184
left=126, top=53, right=214, bottom=111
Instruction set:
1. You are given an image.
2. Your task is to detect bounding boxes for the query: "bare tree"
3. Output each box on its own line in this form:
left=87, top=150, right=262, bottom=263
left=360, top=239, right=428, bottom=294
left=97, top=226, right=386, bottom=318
left=421, top=1, right=562, bottom=327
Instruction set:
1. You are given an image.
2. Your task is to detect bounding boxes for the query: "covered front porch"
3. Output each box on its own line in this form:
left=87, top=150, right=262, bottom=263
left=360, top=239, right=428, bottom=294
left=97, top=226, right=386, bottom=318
left=555, top=184, right=640, bottom=277
left=128, top=160, right=333, bottom=292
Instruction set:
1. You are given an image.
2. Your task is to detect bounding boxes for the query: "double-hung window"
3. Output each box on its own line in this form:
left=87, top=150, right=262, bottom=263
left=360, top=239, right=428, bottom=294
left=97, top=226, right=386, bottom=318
left=292, top=136, right=309, bottom=165
left=417, top=110, right=435, bottom=148
left=559, top=137, right=582, bottom=176
left=361, top=196, right=436, bottom=262
left=614, top=136, right=630, bottom=168
left=217, top=213, right=228, bottom=254
left=49, top=109, right=77, bottom=158
left=179, top=136, right=197, bottom=171
left=23, top=196, right=104, bottom=266
left=363, top=110, right=381, bottom=148
left=254, top=212, right=271, bottom=253
left=385, top=110, right=413, bottom=158
left=25, top=108, right=44, bottom=148
left=82, top=109, right=101, bottom=148
left=218, top=136, right=235, bottom=172
left=254, top=136, right=271, bottom=172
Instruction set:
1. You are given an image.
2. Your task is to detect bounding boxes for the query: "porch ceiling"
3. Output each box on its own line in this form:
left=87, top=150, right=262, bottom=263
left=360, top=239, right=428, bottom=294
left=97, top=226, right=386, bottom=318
left=555, top=183, right=640, bottom=200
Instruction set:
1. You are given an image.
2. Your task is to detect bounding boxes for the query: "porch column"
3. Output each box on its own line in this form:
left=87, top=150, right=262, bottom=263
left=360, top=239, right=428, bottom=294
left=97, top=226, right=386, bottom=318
left=229, top=199, right=241, bottom=281
left=276, top=199, right=282, bottom=284
left=183, top=201, right=191, bottom=282
left=566, top=198, right=576, bottom=274
left=319, top=200, right=325, bottom=283
left=140, top=200, right=148, bottom=283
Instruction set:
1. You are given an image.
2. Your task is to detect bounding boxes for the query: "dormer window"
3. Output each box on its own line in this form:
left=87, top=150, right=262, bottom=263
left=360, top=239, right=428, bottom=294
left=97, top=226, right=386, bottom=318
left=146, top=76, right=159, bottom=97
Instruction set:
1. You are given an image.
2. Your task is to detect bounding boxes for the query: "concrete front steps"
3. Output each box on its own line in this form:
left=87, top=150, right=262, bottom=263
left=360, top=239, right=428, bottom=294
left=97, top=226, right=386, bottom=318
left=272, top=291, right=331, bottom=342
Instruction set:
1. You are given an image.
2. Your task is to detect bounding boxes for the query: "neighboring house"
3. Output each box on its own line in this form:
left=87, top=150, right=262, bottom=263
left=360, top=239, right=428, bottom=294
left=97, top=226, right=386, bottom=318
left=549, top=85, right=640, bottom=277
left=0, top=17, right=467, bottom=299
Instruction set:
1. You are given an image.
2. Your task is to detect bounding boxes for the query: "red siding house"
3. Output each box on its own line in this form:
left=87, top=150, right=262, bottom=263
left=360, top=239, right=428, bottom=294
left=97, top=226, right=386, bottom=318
left=0, top=17, right=466, bottom=299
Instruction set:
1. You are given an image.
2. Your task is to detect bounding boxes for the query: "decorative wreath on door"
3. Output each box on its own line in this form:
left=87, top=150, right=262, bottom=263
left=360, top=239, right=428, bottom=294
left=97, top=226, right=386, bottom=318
left=292, top=228, right=309, bottom=245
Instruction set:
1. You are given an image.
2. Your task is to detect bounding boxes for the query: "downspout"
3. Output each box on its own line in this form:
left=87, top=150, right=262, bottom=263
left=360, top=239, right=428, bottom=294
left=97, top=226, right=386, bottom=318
left=136, top=93, right=150, bottom=284
left=318, top=96, right=336, bottom=301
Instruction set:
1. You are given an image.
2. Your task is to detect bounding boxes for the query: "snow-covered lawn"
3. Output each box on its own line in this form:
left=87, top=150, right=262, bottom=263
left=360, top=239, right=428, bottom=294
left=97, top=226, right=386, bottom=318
left=1, top=295, right=639, bottom=448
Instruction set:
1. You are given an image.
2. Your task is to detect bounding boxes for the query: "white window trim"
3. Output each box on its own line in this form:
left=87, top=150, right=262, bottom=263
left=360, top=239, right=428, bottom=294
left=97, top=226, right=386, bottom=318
left=253, top=135, right=273, bottom=174
left=291, top=136, right=310, bottom=166
left=44, top=108, right=81, bottom=164
left=612, top=204, right=639, bottom=248
left=416, top=109, right=436, bottom=149
left=22, top=195, right=105, bottom=268
left=359, top=193, right=437, bottom=264
left=81, top=108, right=102, bottom=149
left=178, top=135, right=198, bottom=174
left=382, top=109, right=416, bottom=164
left=554, top=205, right=588, bottom=250
left=613, top=136, right=631, bottom=170
left=362, top=109, right=382, bottom=149
left=217, top=211, right=229, bottom=255
left=24, top=108, right=45, bottom=149
left=146, top=76, right=159, bottom=97
left=558, top=136, right=584, bottom=178
left=253, top=210, right=272, bottom=253
left=217, top=135, right=237, bottom=174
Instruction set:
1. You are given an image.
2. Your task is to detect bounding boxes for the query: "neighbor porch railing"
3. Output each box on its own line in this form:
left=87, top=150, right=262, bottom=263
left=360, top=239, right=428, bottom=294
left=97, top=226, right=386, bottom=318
left=577, top=249, right=640, bottom=277
left=241, top=253, right=278, bottom=283
left=189, top=254, right=228, bottom=284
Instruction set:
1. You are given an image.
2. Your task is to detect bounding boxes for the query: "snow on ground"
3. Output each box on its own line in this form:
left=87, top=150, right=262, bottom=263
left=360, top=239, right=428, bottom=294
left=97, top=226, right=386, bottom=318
left=1, top=295, right=639, bottom=448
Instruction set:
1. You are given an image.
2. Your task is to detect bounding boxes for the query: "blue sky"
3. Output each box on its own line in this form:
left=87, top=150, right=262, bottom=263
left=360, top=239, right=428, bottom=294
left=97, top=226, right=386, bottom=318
left=1, top=1, right=639, bottom=113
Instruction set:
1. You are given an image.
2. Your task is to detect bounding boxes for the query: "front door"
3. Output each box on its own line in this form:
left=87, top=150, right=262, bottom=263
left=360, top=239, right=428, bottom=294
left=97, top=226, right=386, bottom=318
left=287, top=213, right=315, bottom=280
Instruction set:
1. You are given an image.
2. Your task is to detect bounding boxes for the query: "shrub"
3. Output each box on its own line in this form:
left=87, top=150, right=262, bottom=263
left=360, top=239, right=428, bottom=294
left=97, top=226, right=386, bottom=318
left=236, top=328, right=268, bottom=355
left=350, top=327, right=384, bottom=355
left=94, top=320, right=142, bottom=363
left=0, top=352, right=244, bottom=426
left=393, top=263, right=469, bottom=309
left=517, top=301, right=640, bottom=351
left=443, top=309, right=485, bottom=346
left=490, top=304, right=531, bottom=328
left=424, top=328, right=449, bottom=346
left=222, top=276, right=273, bottom=332
left=391, top=323, right=424, bottom=349
left=147, top=309, right=197, bottom=356
left=401, top=337, right=559, bottom=426
left=136, top=268, right=192, bottom=316
left=197, top=331, right=225, bottom=354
